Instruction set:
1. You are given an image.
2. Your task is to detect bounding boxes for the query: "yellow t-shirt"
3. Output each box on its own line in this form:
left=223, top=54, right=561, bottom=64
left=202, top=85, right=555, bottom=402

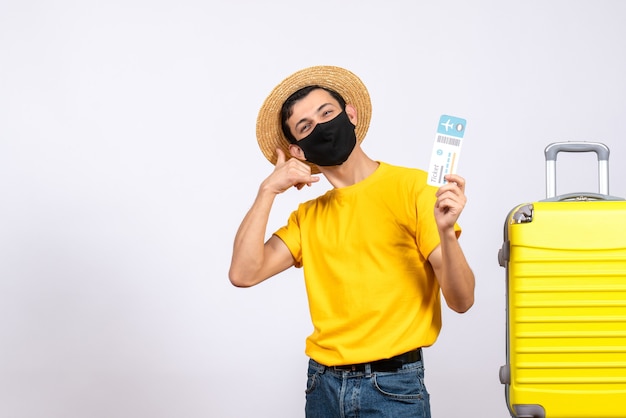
left=274, top=162, right=461, bottom=366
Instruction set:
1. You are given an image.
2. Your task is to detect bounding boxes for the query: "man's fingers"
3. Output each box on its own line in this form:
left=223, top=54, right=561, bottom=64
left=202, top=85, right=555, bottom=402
left=444, top=174, right=466, bottom=191
left=294, top=177, right=320, bottom=190
left=275, top=147, right=286, bottom=165
left=271, top=148, right=322, bottom=192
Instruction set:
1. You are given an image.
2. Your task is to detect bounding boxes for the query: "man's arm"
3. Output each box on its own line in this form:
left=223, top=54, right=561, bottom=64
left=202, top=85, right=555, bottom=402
left=228, top=149, right=319, bottom=287
left=428, top=174, right=475, bottom=313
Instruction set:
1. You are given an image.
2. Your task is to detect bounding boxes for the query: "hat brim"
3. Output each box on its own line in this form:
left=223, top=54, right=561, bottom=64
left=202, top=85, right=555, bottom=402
left=256, top=65, right=372, bottom=175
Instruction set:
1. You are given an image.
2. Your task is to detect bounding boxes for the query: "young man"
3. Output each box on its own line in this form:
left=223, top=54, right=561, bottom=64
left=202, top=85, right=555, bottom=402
left=229, top=65, right=474, bottom=417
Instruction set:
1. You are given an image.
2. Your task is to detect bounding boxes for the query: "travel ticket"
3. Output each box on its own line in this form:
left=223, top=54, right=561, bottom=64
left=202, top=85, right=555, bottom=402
left=427, top=115, right=467, bottom=187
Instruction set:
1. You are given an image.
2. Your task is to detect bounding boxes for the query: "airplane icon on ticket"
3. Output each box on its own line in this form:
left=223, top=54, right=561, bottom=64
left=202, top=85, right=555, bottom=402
left=440, top=119, right=454, bottom=132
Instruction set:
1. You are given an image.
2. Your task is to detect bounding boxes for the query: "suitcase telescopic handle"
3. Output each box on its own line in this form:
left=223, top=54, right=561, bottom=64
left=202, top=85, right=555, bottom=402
left=544, top=141, right=610, bottom=199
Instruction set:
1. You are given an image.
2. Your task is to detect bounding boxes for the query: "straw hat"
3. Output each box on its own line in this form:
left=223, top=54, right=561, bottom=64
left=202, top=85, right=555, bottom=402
left=256, top=65, right=372, bottom=174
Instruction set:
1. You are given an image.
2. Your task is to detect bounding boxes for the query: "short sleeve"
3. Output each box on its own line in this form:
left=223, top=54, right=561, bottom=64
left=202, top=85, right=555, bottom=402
left=273, top=209, right=303, bottom=268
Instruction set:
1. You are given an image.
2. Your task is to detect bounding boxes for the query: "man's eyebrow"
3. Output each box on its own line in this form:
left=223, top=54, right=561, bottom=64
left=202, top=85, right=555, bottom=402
left=294, top=102, right=334, bottom=131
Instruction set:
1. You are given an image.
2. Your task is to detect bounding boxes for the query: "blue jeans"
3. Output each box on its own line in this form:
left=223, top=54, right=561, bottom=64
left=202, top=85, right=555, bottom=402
left=305, top=353, right=431, bottom=418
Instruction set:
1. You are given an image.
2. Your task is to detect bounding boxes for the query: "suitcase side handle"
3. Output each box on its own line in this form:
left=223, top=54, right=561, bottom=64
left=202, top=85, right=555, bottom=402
left=544, top=141, right=610, bottom=198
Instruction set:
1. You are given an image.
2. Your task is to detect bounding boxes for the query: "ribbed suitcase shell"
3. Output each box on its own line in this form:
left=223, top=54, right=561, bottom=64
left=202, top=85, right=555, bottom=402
left=500, top=142, right=626, bottom=418
left=502, top=201, right=626, bottom=418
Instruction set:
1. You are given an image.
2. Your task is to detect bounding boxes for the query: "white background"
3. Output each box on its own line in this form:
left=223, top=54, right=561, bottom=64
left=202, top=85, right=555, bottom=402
left=2, top=1, right=626, bottom=417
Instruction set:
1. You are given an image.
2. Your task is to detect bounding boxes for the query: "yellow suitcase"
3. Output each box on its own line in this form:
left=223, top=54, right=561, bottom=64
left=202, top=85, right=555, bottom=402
left=498, top=142, right=626, bottom=418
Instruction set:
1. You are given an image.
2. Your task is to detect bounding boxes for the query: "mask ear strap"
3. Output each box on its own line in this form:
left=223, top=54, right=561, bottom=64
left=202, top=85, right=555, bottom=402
left=288, top=143, right=306, bottom=160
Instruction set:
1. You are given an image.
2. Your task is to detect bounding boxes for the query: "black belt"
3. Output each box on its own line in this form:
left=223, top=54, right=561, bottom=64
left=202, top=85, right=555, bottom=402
left=331, top=348, right=422, bottom=373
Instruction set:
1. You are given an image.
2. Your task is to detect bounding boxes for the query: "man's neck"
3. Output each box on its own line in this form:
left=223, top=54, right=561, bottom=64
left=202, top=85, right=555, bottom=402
left=319, top=147, right=379, bottom=189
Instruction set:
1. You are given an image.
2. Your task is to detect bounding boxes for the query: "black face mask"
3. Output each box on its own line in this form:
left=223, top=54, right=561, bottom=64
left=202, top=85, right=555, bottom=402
left=296, top=110, right=357, bottom=167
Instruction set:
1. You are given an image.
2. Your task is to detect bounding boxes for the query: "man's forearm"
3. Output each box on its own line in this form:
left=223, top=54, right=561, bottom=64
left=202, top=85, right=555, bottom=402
left=437, top=228, right=475, bottom=313
left=229, top=186, right=277, bottom=286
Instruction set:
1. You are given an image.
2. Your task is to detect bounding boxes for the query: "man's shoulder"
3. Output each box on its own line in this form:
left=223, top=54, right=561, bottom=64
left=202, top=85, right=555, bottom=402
left=296, top=188, right=334, bottom=210
left=378, top=161, right=428, bottom=180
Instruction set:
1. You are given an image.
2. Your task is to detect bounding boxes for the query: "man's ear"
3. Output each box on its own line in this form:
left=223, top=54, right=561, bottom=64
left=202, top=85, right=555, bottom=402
left=289, top=143, right=306, bottom=160
left=345, top=104, right=358, bottom=126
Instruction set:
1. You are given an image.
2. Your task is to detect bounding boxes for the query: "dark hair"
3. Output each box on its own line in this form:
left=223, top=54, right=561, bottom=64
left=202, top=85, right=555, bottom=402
left=280, top=85, right=347, bottom=143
